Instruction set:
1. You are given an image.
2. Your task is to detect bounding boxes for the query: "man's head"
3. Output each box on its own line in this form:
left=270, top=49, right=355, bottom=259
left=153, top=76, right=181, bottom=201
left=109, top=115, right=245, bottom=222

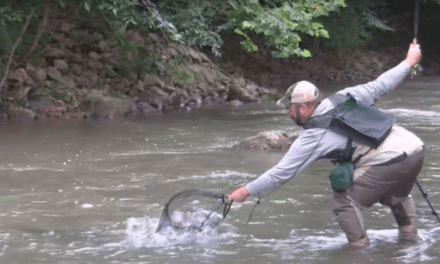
left=276, top=81, right=322, bottom=126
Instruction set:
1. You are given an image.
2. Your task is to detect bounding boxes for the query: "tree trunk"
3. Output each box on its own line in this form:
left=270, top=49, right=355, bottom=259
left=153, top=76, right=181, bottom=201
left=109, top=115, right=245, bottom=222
left=0, top=8, right=35, bottom=92
left=21, top=0, right=51, bottom=64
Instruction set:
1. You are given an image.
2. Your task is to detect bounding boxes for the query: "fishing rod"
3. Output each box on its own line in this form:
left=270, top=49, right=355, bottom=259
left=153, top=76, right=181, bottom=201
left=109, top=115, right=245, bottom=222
left=415, top=180, right=440, bottom=223
left=413, top=0, right=420, bottom=42
left=411, top=0, right=422, bottom=78
left=409, top=0, right=439, bottom=224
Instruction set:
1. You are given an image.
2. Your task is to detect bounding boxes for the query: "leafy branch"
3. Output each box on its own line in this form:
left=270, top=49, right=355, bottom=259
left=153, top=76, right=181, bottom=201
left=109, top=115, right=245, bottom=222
left=0, top=7, right=35, bottom=92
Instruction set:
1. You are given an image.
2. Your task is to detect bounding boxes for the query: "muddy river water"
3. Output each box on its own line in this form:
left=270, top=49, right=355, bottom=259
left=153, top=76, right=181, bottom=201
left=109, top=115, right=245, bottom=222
left=0, top=77, right=440, bottom=263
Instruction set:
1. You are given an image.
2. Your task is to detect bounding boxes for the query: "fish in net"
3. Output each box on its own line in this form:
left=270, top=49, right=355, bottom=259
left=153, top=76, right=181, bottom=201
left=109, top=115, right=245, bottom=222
left=156, top=189, right=232, bottom=232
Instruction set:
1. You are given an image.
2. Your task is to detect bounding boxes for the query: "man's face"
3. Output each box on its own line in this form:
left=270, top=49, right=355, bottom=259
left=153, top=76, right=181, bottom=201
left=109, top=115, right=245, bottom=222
left=288, top=103, right=315, bottom=126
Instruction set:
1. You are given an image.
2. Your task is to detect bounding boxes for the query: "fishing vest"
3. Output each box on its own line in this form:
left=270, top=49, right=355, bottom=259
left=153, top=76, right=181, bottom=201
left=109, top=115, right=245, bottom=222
left=301, top=93, right=396, bottom=192
left=301, top=93, right=396, bottom=162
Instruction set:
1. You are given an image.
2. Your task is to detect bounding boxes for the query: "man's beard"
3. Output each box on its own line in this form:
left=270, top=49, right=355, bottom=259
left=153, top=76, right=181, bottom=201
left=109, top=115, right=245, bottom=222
left=291, top=107, right=303, bottom=126
left=291, top=116, right=303, bottom=126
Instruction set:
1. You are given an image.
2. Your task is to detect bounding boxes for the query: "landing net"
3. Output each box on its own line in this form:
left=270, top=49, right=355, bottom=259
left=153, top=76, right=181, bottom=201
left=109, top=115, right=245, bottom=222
left=156, top=189, right=232, bottom=232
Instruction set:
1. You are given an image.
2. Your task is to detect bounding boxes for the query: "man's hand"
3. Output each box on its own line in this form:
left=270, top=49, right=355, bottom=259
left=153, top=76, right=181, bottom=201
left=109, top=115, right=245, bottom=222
left=229, top=186, right=250, bottom=202
left=405, top=42, right=421, bottom=68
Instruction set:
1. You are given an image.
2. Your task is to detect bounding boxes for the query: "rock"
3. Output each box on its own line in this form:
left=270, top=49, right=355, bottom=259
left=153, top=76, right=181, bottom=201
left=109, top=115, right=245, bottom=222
left=54, top=59, right=69, bottom=73
left=132, top=90, right=167, bottom=111
left=8, top=68, right=34, bottom=86
left=89, top=73, right=100, bottom=87
left=188, top=64, right=215, bottom=84
left=45, top=47, right=65, bottom=58
left=34, top=67, right=47, bottom=84
left=233, top=130, right=296, bottom=150
left=170, top=89, right=190, bottom=108
left=245, top=83, right=261, bottom=95
left=103, top=84, right=111, bottom=96
left=186, top=47, right=202, bottom=62
left=227, top=84, right=241, bottom=101
left=126, top=30, right=144, bottom=44
left=89, top=51, right=101, bottom=61
left=162, top=102, right=176, bottom=113
left=87, top=60, right=103, bottom=70
left=154, top=61, right=166, bottom=72
left=14, top=86, right=32, bottom=101
left=8, top=108, right=36, bottom=122
left=113, top=78, right=130, bottom=92
left=52, top=34, right=64, bottom=43
left=70, top=29, right=88, bottom=39
left=165, top=46, right=179, bottom=57
left=199, top=52, right=211, bottom=63
left=25, top=65, right=45, bottom=85
left=228, top=99, right=242, bottom=106
left=104, top=64, right=117, bottom=78
left=134, top=80, right=144, bottom=91
left=149, top=86, right=169, bottom=97
left=148, top=33, right=161, bottom=43
left=233, top=77, right=246, bottom=87
left=61, top=21, right=75, bottom=32
left=215, top=84, right=227, bottom=94
left=168, top=43, right=186, bottom=55
left=163, top=85, right=176, bottom=93
left=97, top=40, right=108, bottom=51
left=47, top=67, right=76, bottom=89
left=79, top=89, right=135, bottom=118
left=239, top=88, right=256, bottom=103
left=134, top=102, right=162, bottom=116
left=189, top=93, right=203, bottom=107
left=215, top=70, right=231, bottom=84
left=71, top=64, right=83, bottom=76
left=143, top=73, right=165, bottom=88
left=70, top=53, right=87, bottom=64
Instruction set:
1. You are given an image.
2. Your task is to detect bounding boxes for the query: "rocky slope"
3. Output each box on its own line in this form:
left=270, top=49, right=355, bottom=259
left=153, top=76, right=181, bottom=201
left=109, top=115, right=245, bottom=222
left=1, top=19, right=279, bottom=122
left=1, top=16, right=438, bottom=123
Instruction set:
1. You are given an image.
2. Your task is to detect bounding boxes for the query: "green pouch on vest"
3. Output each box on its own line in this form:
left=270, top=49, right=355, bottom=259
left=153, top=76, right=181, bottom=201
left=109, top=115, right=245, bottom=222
left=329, top=162, right=354, bottom=192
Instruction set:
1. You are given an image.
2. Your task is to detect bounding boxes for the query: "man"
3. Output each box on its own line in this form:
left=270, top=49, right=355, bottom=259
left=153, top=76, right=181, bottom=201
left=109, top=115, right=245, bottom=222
left=229, top=42, right=423, bottom=247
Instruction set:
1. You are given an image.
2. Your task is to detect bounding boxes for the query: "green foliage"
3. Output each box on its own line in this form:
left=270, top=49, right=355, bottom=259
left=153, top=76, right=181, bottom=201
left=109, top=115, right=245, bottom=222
left=3, top=0, right=431, bottom=64
left=234, top=28, right=258, bottom=53
left=228, top=0, right=345, bottom=58
left=321, top=0, right=393, bottom=49
left=0, top=5, right=25, bottom=26
left=165, top=56, right=201, bottom=91
left=0, top=6, right=25, bottom=57
left=0, top=6, right=42, bottom=58
left=155, top=0, right=230, bottom=57
left=107, top=33, right=153, bottom=80
left=79, top=0, right=181, bottom=41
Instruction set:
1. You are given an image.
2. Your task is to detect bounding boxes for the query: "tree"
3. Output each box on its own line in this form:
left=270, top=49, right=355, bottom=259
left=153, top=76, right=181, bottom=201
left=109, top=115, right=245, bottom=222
left=228, top=0, right=345, bottom=58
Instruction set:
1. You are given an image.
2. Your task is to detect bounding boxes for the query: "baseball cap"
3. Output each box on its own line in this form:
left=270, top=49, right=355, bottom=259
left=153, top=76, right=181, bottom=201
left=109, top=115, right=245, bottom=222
left=276, top=81, right=321, bottom=109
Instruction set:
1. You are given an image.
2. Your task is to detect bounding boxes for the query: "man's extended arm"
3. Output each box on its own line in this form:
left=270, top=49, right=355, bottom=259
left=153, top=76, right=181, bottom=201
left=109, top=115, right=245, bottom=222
left=230, top=128, right=327, bottom=201
left=337, top=43, right=421, bottom=106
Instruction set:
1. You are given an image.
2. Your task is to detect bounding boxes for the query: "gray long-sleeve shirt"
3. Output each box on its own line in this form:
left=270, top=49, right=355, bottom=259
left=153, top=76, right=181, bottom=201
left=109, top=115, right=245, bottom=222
left=246, top=61, right=424, bottom=196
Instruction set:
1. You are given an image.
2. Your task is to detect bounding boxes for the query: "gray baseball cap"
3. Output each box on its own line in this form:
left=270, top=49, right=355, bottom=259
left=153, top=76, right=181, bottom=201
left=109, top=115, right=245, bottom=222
left=276, top=81, right=321, bottom=109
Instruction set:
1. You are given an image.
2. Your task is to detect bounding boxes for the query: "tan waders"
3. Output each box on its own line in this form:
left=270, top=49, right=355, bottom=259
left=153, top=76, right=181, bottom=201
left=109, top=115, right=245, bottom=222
left=333, top=148, right=424, bottom=247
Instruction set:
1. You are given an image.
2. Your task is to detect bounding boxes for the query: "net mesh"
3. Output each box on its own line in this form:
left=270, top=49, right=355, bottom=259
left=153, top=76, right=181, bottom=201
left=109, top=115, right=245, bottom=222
left=156, top=189, right=231, bottom=232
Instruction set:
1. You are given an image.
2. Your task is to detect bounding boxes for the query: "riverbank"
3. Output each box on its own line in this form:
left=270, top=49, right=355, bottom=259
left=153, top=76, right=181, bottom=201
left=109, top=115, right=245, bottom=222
left=1, top=15, right=438, bottom=123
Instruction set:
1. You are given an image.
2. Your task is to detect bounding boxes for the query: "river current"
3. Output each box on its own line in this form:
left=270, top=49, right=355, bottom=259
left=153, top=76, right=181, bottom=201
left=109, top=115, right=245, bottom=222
left=0, top=77, right=440, bottom=263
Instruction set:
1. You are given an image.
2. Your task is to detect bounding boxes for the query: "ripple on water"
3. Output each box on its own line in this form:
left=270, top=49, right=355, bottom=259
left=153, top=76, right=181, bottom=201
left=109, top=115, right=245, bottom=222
left=387, top=108, right=440, bottom=118
left=108, top=141, right=235, bottom=157
left=246, top=228, right=440, bottom=263
left=0, top=166, right=66, bottom=172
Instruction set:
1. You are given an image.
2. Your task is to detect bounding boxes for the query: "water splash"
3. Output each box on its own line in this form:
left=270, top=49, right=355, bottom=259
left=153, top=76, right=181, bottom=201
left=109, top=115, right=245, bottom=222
left=124, top=216, right=235, bottom=249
